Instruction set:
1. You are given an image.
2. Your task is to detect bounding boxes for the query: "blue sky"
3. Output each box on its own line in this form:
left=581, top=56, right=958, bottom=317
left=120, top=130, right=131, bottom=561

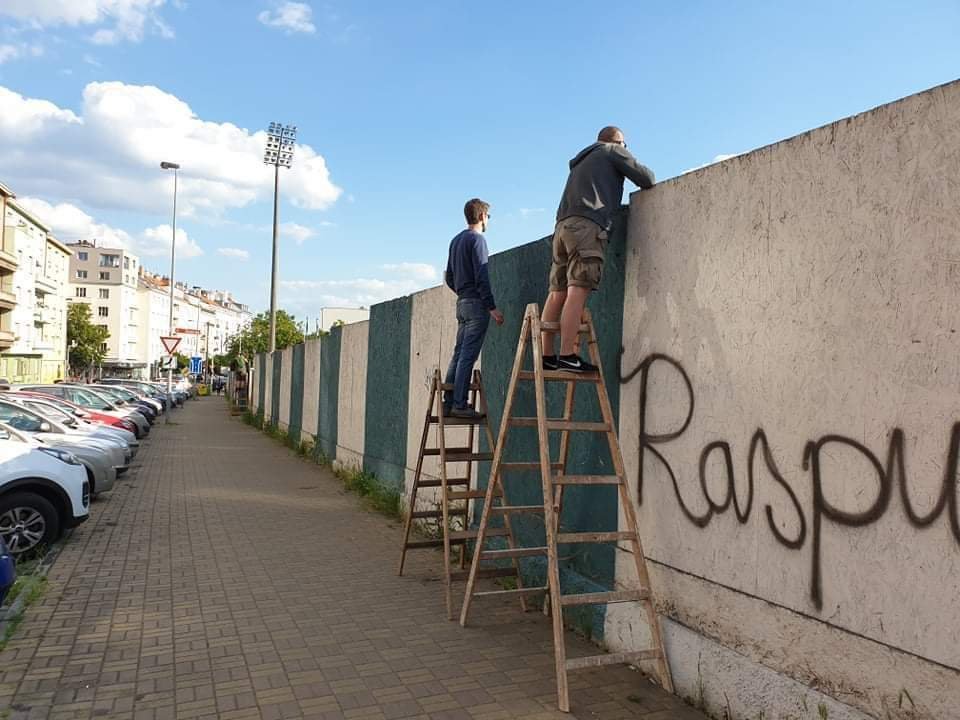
left=1, top=1, right=958, bottom=323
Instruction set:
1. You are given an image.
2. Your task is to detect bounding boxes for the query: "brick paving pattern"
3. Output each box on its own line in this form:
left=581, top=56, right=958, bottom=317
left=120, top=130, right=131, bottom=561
left=0, top=400, right=706, bottom=719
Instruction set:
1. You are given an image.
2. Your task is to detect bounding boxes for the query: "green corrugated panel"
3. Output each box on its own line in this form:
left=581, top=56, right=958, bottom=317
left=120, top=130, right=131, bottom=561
left=362, top=296, right=412, bottom=491
left=257, top=353, right=266, bottom=417
left=271, top=350, right=282, bottom=427
left=317, top=325, right=341, bottom=460
left=289, top=343, right=305, bottom=442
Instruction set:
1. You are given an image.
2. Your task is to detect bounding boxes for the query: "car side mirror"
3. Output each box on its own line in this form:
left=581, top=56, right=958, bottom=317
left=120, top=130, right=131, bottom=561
left=39, top=421, right=52, bottom=432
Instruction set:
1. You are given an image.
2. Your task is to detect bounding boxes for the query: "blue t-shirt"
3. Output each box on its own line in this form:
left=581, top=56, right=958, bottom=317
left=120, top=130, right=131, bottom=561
left=444, top=229, right=496, bottom=310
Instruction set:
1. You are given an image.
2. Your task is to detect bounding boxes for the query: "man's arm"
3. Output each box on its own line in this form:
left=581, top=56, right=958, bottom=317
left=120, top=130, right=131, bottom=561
left=444, top=254, right=455, bottom=291
left=473, top=235, right=497, bottom=312
left=610, top=146, right=655, bottom=189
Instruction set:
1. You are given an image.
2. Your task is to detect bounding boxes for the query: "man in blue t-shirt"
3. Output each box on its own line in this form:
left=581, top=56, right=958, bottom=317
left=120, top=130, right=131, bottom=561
left=443, top=198, right=504, bottom=419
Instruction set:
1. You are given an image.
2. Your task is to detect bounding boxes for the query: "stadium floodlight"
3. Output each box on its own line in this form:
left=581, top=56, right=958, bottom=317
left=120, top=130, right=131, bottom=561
left=263, top=122, right=297, bottom=352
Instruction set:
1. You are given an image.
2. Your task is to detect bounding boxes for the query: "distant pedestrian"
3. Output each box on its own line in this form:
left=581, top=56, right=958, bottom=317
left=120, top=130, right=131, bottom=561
left=442, top=198, right=504, bottom=420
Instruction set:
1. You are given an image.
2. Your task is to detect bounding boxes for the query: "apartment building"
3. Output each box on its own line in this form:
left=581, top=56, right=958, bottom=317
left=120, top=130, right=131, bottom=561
left=66, top=240, right=145, bottom=376
left=0, top=190, right=71, bottom=383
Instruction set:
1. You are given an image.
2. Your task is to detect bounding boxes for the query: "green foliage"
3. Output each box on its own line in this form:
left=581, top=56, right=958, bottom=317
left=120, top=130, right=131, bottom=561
left=228, top=310, right=305, bottom=361
left=67, top=303, right=110, bottom=375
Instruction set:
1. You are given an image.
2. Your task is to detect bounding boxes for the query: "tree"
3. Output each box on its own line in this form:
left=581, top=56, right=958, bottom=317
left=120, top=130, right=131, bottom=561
left=228, top=310, right=304, bottom=360
left=67, top=304, right=110, bottom=377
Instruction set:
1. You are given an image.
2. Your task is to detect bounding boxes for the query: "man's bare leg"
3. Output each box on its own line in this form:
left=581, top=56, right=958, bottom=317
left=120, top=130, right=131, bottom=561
left=559, top=286, right=590, bottom=355
left=541, top=289, right=566, bottom=356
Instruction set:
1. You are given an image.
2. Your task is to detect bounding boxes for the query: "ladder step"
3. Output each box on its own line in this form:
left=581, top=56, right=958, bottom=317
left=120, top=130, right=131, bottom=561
left=559, top=589, right=649, bottom=607
left=474, top=585, right=549, bottom=597
left=423, top=447, right=472, bottom=456
left=509, top=418, right=611, bottom=432
left=417, top=478, right=470, bottom=488
left=449, top=527, right=511, bottom=540
left=500, top=462, right=564, bottom=472
left=491, top=505, right=545, bottom=513
left=411, top=509, right=468, bottom=519
left=449, top=567, right=517, bottom=581
left=429, top=415, right=487, bottom=425
left=518, top=370, right=601, bottom=383
left=447, top=489, right=501, bottom=500
left=440, top=383, right=481, bottom=391
left=565, top=649, right=662, bottom=671
left=539, top=321, right=590, bottom=333
left=404, top=539, right=445, bottom=549
left=423, top=448, right=494, bottom=462
left=552, top=475, right=622, bottom=485
left=480, top=547, right=548, bottom=560
left=556, top=531, right=635, bottom=543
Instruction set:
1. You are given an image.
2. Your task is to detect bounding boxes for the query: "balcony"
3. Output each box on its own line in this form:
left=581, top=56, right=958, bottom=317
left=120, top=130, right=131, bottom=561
left=0, top=288, right=15, bottom=310
left=33, top=305, right=58, bottom=325
left=35, top=275, right=57, bottom=293
left=0, top=329, right=14, bottom=349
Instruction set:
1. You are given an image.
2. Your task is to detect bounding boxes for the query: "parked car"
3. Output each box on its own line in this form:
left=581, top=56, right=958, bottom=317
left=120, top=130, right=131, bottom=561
left=5, top=391, right=140, bottom=452
left=0, top=403, right=121, bottom=496
left=0, top=537, right=14, bottom=605
left=101, top=379, right=172, bottom=410
left=14, top=385, right=150, bottom=438
left=0, top=436, right=89, bottom=555
left=89, top=385, right=158, bottom=424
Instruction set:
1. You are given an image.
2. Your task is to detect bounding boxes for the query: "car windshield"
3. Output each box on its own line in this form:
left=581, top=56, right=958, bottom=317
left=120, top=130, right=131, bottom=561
left=0, top=402, right=46, bottom=432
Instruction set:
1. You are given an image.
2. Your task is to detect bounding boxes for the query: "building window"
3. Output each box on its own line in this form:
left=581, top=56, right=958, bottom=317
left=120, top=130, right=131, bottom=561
left=76, top=270, right=88, bottom=279
left=99, top=289, right=109, bottom=299
left=124, top=257, right=130, bottom=269
left=100, top=342, right=108, bottom=353
left=75, top=287, right=87, bottom=298
left=98, top=306, right=109, bottom=317
left=78, top=252, right=88, bottom=261
left=99, top=271, right=110, bottom=280
left=99, top=254, right=121, bottom=268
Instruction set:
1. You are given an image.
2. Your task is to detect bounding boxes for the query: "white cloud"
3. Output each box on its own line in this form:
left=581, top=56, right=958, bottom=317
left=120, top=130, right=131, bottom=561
left=83, top=53, right=102, bottom=66
left=258, top=2, right=315, bottom=34
left=217, top=247, right=250, bottom=261
left=682, top=153, right=740, bottom=175
left=380, top=262, right=438, bottom=282
left=141, top=224, right=203, bottom=259
left=280, top=222, right=315, bottom=245
left=519, top=207, right=545, bottom=217
left=0, top=82, right=342, bottom=219
left=0, top=0, right=174, bottom=44
left=0, top=43, right=43, bottom=64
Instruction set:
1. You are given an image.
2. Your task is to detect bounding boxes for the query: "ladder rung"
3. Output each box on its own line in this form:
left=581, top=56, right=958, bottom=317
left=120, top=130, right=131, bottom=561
left=449, top=527, right=511, bottom=540
left=559, top=589, right=649, bottom=606
left=552, top=475, right=622, bottom=485
left=404, top=539, right=445, bottom=549
left=508, top=418, right=610, bottom=432
left=423, top=447, right=472, bottom=456
left=440, top=383, right=481, bottom=391
left=429, top=415, right=486, bottom=425
left=556, top=532, right=635, bottom=543
left=500, top=462, right=564, bottom=472
left=411, top=509, right=467, bottom=519
left=491, top=505, right=544, bottom=513
left=518, top=370, right=601, bottom=383
left=474, top=586, right=549, bottom=597
left=423, top=449, right=494, bottom=462
left=565, top=649, right=662, bottom=671
left=539, top=322, right=589, bottom=333
left=417, top=478, right=470, bottom=488
left=480, top=547, right=547, bottom=560
left=450, top=567, right=517, bottom=581
left=447, top=489, right=500, bottom=500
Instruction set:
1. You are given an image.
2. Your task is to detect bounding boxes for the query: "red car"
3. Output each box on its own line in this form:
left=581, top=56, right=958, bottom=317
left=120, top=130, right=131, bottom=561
left=2, top=390, right=139, bottom=436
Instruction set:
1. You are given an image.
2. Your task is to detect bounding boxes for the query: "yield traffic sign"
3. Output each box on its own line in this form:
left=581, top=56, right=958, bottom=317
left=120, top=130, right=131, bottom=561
left=160, top=335, right=181, bottom=355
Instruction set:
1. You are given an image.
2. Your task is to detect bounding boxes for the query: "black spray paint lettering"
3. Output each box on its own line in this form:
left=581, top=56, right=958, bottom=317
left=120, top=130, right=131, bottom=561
left=620, top=351, right=960, bottom=610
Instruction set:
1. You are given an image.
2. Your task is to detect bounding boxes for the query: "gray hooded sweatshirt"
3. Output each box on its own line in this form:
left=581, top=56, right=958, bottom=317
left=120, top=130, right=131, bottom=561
left=556, top=142, right=655, bottom=231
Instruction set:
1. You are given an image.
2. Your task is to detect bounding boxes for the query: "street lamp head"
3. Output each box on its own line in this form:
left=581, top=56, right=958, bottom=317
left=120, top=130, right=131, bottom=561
left=263, top=122, right=297, bottom=168
left=160, top=161, right=180, bottom=170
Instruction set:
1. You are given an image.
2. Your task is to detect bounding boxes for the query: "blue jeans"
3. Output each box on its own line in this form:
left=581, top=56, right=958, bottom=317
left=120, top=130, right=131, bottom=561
left=444, top=298, right=490, bottom=410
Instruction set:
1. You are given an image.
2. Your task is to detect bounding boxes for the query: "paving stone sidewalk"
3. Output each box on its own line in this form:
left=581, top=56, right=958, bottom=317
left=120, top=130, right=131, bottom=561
left=0, top=399, right=706, bottom=720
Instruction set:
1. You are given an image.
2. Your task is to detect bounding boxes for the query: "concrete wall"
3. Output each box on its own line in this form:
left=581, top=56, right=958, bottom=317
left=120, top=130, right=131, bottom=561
left=243, top=80, right=960, bottom=719
left=261, top=352, right=272, bottom=423
left=336, top=320, right=368, bottom=469
left=301, top=338, right=321, bottom=445
left=609, top=79, right=960, bottom=719
left=278, top=346, right=293, bottom=432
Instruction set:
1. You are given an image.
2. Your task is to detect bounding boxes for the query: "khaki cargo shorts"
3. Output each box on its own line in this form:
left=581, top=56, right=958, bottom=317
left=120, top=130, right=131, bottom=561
left=548, top=216, right=608, bottom=292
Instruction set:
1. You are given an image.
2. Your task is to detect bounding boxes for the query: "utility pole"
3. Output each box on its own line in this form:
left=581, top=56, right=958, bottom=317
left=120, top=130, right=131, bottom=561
left=263, top=122, right=297, bottom=353
left=160, top=161, right=180, bottom=417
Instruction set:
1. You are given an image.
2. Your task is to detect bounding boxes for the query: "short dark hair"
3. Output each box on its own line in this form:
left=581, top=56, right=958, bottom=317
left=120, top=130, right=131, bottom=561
left=464, top=198, right=490, bottom=225
left=598, top=126, right=623, bottom=142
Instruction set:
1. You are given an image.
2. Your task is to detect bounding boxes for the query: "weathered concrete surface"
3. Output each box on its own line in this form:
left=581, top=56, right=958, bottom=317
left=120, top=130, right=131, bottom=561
left=610, top=79, right=960, bottom=718
left=301, top=337, right=321, bottom=444
left=336, top=320, right=369, bottom=469
left=278, top=346, right=293, bottom=432
left=404, top=286, right=477, bottom=513
left=262, top=352, right=273, bottom=423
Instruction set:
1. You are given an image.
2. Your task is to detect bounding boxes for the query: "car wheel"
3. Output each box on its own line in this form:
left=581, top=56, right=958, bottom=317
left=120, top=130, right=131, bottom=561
left=0, top=492, right=60, bottom=556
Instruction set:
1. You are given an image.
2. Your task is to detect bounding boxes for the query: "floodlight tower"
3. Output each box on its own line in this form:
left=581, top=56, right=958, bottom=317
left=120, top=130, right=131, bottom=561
left=263, top=122, right=297, bottom=353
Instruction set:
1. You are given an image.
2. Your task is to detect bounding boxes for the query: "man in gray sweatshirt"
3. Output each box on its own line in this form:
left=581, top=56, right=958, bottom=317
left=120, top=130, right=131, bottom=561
left=541, top=126, right=655, bottom=372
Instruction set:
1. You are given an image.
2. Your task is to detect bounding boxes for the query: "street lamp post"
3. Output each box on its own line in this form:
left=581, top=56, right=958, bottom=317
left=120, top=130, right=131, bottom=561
left=263, top=122, right=297, bottom=353
left=160, top=161, right=180, bottom=412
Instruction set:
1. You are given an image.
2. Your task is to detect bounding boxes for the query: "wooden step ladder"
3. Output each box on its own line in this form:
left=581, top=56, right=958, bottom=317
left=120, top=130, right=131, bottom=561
left=398, top=368, right=531, bottom=620
left=458, top=303, right=673, bottom=712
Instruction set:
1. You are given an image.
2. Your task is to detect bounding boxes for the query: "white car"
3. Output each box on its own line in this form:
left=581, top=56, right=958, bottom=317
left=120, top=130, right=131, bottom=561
left=0, top=438, right=89, bottom=554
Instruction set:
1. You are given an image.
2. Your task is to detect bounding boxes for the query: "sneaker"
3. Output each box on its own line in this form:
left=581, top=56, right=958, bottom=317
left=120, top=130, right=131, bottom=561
left=543, top=354, right=559, bottom=371
left=556, top=354, right=598, bottom=374
left=450, top=407, right=486, bottom=420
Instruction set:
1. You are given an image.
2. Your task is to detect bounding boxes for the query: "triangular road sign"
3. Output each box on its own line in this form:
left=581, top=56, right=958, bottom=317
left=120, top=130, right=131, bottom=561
left=160, top=335, right=181, bottom=355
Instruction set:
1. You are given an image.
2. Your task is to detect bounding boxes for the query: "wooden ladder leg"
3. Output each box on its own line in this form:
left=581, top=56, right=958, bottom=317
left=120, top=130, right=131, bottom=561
left=544, top=370, right=576, bottom=616
left=460, top=371, right=480, bottom=570
left=398, top=373, right=438, bottom=575
left=530, top=305, right=570, bottom=713
left=460, top=314, right=531, bottom=627
left=437, top=375, right=456, bottom=621
left=585, top=310, right=674, bottom=694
